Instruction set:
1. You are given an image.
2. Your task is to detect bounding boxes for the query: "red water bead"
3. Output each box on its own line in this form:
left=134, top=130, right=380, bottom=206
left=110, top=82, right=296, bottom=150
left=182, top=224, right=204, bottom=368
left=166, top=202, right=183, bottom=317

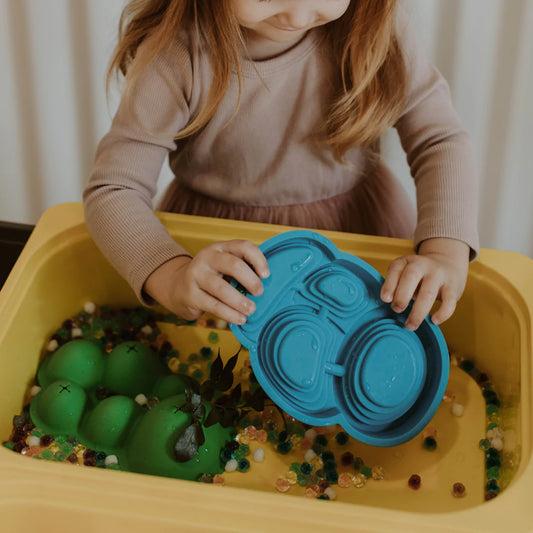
left=67, top=453, right=78, bottom=464
left=40, top=435, right=54, bottom=447
left=341, top=451, right=354, bottom=466
left=318, top=480, right=330, bottom=491
left=408, top=474, right=421, bottom=490
left=13, top=441, right=28, bottom=454
left=452, top=482, right=466, bottom=498
left=485, top=491, right=498, bottom=501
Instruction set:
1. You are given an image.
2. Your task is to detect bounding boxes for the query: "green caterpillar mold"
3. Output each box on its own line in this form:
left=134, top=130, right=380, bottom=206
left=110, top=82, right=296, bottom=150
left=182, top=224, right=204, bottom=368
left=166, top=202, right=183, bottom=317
left=30, top=340, right=234, bottom=480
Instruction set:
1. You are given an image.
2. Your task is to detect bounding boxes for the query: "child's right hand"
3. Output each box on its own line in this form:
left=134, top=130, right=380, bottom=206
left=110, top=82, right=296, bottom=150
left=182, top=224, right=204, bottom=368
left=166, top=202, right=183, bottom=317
left=144, top=240, right=270, bottom=325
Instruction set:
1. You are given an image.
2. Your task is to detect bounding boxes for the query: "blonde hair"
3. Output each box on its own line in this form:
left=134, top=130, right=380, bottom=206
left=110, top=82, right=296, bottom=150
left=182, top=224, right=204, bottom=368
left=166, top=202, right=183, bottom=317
left=108, top=0, right=406, bottom=160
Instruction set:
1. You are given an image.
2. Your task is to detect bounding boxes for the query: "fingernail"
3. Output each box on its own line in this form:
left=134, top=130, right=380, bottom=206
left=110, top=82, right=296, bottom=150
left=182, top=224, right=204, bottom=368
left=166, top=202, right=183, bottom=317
left=405, top=321, right=416, bottom=331
left=391, top=304, right=402, bottom=313
left=382, top=292, right=392, bottom=303
left=247, top=302, right=256, bottom=314
left=262, top=269, right=270, bottom=278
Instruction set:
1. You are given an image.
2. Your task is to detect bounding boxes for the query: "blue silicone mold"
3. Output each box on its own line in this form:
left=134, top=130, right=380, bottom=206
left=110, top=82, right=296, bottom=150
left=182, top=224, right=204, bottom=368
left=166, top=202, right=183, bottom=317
left=230, top=230, right=450, bottom=447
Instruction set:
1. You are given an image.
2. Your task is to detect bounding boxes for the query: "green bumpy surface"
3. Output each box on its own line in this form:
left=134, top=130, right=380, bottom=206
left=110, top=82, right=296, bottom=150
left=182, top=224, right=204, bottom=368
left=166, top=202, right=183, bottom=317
left=30, top=340, right=234, bottom=480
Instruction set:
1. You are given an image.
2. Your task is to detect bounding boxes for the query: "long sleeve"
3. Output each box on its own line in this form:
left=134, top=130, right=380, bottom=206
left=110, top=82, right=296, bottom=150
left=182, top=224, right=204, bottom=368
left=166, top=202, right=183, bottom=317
left=83, top=40, right=194, bottom=301
left=394, top=9, right=479, bottom=259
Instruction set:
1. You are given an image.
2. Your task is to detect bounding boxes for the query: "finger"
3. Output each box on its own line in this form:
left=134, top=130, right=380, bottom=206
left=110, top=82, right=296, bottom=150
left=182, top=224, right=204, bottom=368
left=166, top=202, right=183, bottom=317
left=390, top=263, right=425, bottom=313
left=430, top=286, right=457, bottom=326
left=224, top=240, right=270, bottom=279
left=195, top=288, right=248, bottom=326
left=200, top=273, right=256, bottom=318
left=404, top=278, right=441, bottom=331
left=214, top=251, right=265, bottom=297
left=381, top=257, right=408, bottom=303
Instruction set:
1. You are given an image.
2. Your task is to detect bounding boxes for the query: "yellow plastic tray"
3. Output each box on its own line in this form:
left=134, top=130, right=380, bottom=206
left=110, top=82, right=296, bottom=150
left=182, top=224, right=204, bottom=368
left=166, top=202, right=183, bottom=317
left=1, top=202, right=532, bottom=532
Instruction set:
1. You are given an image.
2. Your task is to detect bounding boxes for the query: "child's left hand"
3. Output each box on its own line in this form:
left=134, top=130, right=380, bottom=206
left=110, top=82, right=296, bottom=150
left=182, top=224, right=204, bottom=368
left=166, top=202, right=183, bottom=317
left=380, top=238, right=470, bottom=331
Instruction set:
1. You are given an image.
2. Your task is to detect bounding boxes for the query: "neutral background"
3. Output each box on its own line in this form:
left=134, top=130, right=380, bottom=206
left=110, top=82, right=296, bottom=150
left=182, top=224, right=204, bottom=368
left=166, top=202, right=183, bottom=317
left=1, top=0, right=532, bottom=256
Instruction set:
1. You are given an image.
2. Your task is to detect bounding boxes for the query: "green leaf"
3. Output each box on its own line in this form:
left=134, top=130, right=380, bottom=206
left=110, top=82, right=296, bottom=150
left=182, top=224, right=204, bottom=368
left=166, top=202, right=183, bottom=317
left=174, top=421, right=206, bottom=462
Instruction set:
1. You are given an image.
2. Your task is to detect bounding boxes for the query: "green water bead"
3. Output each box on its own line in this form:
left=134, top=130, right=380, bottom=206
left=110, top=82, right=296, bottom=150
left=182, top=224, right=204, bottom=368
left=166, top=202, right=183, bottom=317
left=300, top=462, right=313, bottom=475
left=238, top=444, right=250, bottom=456
left=423, top=436, right=437, bottom=451
left=277, top=441, right=292, bottom=455
left=317, top=494, right=330, bottom=500
left=297, top=474, right=308, bottom=486
left=41, top=449, right=54, bottom=460
left=60, top=442, right=73, bottom=454
left=237, top=458, right=250, bottom=472
left=360, top=465, right=373, bottom=478
left=335, top=431, right=349, bottom=445
left=486, top=404, right=500, bottom=415
left=207, top=332, right=219, bottom=344
left=487, top=466, right=500, bottom=480
left=314, top=434, right=328, bottom=447
left=192, top=368, right=204, bottom=381
left=289, top=462, right=301, bottom=474
left=200, top=347, right=213, bottom=360
left=188, top=353, right=200, bottom=363
left=487, top=422, right=500, bottom=431
left=321, top=451, right=334, bottom=461
left=479, top=439, right=491, bottom=451
left=353, top=457, right=364, bottom=471
left=178, top=363, right=189, bottom=374
left=2, top=441, right=14, bottom=450
left=54, top=452, right=67, bottom=462
left=486, top=480, right=500, bottom=493
left=323, top=460, right=337, bottom=472
left=459, top=360, right=475, bottom=372
left=486, top=457, right=501, bottom=469
left=31, top=428, right=43, bottom=437
left=325, top=471, right=339, bottom=484
left=267, top=431, right=278, bottom=443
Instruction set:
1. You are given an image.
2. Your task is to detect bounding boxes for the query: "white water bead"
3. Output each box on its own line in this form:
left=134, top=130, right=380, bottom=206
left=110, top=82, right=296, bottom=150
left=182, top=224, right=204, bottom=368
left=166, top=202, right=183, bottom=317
left=491, top=437, right=504, bottom=451
left=324, top=487, right=337, bottom=500
left=83, top=301, right=96, bottom=314
left=225, top=459, right=238, bottom=472
left=30, top=385, right=41, bottom=397
left=304, top=449, right=317, bottom=463
left=451, top=403, right=464, bottom=417
left=28, top=436, right=40, bottom=447
left=71, top=328, right=83, bottom=338
left=487, top=427, right=504, bottom=440
left=47, top=339, right=59, bottom=352
left=141, top=325, right=153, bottom=335
left=105, top=455, right=119, bottom=466
left=215, top=319, right=228, bottom=330
left=135, top=393, right=148, bottom=406
left=253, top=448, right=265, bottom=462
left=304, top=428, right=317, bottom=440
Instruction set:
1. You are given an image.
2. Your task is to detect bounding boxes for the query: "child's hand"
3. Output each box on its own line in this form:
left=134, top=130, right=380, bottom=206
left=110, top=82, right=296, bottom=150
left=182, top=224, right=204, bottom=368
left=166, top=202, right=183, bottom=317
left=144, top=240, right=270, bottom=325
left=380, top=238, right=470, bottom=331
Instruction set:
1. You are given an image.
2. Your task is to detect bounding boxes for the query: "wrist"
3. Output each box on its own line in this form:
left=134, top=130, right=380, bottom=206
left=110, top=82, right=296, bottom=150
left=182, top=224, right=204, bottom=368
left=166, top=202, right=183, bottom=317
left=144, top=255, right=192, bottom=304
left=418, top=238, right=469, bottom=262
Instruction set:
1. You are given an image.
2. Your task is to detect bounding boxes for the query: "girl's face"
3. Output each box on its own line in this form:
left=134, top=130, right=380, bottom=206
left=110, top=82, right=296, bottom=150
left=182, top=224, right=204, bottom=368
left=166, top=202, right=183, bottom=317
left=231, top=0, right=351, bottom=45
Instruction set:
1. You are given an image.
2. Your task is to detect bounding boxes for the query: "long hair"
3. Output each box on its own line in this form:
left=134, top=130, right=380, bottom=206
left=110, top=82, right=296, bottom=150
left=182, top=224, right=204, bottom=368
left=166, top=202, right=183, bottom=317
left=108, top=0, right=406, bottom=160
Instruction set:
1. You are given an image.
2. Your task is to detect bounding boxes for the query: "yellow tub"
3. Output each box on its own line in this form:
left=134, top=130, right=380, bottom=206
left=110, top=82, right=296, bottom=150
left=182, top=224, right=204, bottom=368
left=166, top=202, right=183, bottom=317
left=0, top=202, right=532, bottom=532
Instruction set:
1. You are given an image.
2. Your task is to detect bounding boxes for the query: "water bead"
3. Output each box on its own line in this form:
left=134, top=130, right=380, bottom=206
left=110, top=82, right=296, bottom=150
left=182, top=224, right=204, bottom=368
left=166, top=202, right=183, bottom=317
left=341, top=451, right=354, bottom=466
left=213, top=474, right=225, bottom=485
left=459, top=359, right=475, bottom=372
left=360, top=465, right=372, bottom=478
left=30, top=386, right=41, bottom=397
left=253, top=448, right=265, bottom=462
left=324, top=487, right=337, bottom=500
left=486, top=466, right=500, bottom=480
left=304, top=428, right=317, bottom=440
left=485, top=491, right=498, bottom=501
left=105, top=455, right=118, bottom=466
left=478, top=438, right=491, bottom=451
left=422, top=426, right=437, bottom=439
left=277, top=441, right=292, bottom=455
left=485, top=480, right=500, bottom=493
left=83, top=301, right=96, bottom=314
left=300, top=462, right=313, bottom=475
left=452, top=482, right=466, bottom=498
left=285, top=471, right=298, bottom=485
left=237, top=434, right=250, bottom=445
left=305, top=486, right=320, bottom=498
left=353, top=457, right=364, bottom=471
left=423, top=436, right=437, bottom=451
left=28, top=436, right=40, bottom=447
left=451, top=403, right=464, bottom=417
left=297, top=474, right=308, bottom=486
left=353, top=473, right=367, bottom=488
left=275, top=478, right=291, bottom=493
left=325, top=471, right=339, bottom=484
left=256, top=429, right=268, bottom=443
left=372, top=466, right=385, bottom=480
left=225, top=459, right=238, bottom=472
left=338, top=473, right=354, bottom=488
left=316, top=494, right=330, bottom=500
left=408, top=474, right=421, bottom=490
left=304, top=449, right=317, bottom=463
left=334, top=432, right=349, bottom=445
left=315, top=434, right=328, bottom=447
left=238, top=444, right=250, bottom=456
left=490, top=437, right=504, bottom=451
left=47, top=339, right=59, bottom=352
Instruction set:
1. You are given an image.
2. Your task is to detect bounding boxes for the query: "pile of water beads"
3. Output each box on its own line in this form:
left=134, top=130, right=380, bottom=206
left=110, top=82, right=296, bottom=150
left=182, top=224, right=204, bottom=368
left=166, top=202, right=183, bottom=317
left=2, top=303, right=513, bottom=502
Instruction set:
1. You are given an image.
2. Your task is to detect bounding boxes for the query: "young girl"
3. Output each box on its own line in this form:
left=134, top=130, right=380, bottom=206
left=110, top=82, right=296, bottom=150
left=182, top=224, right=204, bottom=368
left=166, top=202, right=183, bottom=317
left=84, top=0, right=478, bottom=331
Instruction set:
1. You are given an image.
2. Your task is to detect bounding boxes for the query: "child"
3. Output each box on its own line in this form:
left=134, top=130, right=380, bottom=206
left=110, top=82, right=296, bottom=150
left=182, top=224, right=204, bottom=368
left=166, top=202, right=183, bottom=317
left=84, top=0, right=478, bottom=331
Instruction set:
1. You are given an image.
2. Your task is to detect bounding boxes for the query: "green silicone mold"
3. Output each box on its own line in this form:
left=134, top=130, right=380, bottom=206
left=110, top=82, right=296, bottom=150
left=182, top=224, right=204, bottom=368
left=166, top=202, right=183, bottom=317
left=30, top=340, right=234, bottom=480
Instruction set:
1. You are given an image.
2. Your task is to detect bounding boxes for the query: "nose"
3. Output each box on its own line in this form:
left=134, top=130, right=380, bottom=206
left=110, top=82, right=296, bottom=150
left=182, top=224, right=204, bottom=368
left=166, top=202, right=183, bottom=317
left=276, top=6, right=314, bottom=29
